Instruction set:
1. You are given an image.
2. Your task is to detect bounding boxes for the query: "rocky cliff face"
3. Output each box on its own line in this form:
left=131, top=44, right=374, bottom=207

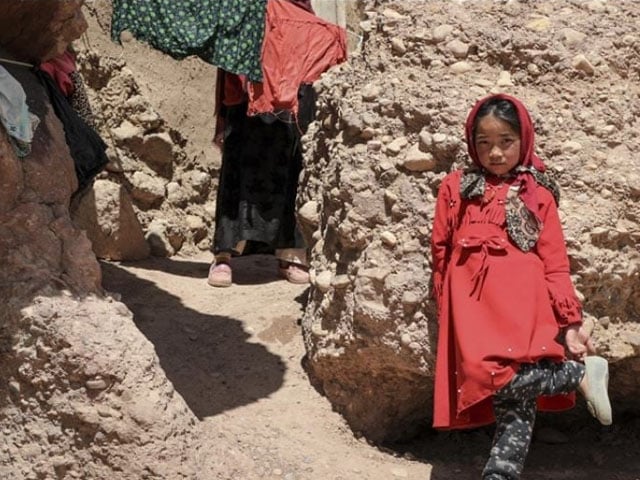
left=0, top=3, right=198, bottom=478
left=70, top=0, right=220, bottom=261
left=299, top=0, right=640, bottom=442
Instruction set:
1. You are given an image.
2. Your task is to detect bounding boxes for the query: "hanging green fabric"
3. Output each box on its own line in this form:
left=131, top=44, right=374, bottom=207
left=111, top=0, right=266, bottom=81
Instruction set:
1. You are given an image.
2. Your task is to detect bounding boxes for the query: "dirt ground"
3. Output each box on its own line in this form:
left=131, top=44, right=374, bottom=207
left=101, top=253, right=640, bottom=480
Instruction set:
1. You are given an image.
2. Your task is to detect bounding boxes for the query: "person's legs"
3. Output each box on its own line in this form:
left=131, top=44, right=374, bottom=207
left=483, top=397, right=536, bottom=480
left=482, top=361, right=585, bottom=480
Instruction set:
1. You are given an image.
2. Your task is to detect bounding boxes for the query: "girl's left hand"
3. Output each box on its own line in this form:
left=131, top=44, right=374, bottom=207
left=564, top=322, right=596, bottom=359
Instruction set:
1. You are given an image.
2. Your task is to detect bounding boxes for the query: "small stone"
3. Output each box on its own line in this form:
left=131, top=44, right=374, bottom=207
left=315, top=271, right=333, bottom=292
left=418, top=130, right=432, bottom=152
left=401, top=145, right=436, bottom=171
left=299, top=201, right=320, bottom=226
left=526, top=17, right=551, bottom=32
left=400, top=333, right=412, bottom=345
left=562, top=141, right=582, bottom=153
left=311, top=323, right=329, bottom=337
left=401, top=291, right=420, bottom=306
left=572, top=54, right=595, bottom=75
left=432, top=133, right=447, bottom=144
left=450, top=61, right=473, bottom=74
left=432, top=24, right=454, bottom=43
left=382, top=8, right=404, bottom=20
left=362, top=83, right=382, bottom=102
left=111, top=120, right=141, bottom=142
left=598, top=316, right=610, bottom=329
left=626, top=333, right=640, bottom=354
left=359, top=20, right=374, bottom=32
left=85, top=378, right=108, bottom=390
left=367, top=140, right=383, bottom=152
left=496, top=70, right=514, bottom=87
left=446, top=39, right=469, bottom=59
left=332, top=275, right=351, bottom=289
left=391, top=37, right=407, bottom=55
left=380, top=231, right=397, bottom=247
left=360, top=127, right=375, bottom=140
left=561, top=28, right=587, bottom=47
left=8, top=381, right=20, bottom=395
left=120, top=30, right=134, bottom=43
left=386, top=137, right=409, bottom=156
left=384, top=190, right=398, bottom=205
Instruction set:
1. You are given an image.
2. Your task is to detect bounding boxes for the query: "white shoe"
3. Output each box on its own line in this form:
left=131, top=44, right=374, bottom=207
left=580, top=356, right=612, bottom=426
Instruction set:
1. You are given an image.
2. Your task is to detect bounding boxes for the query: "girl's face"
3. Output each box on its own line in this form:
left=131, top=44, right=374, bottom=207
left=474, top=114, right=521, bottom=176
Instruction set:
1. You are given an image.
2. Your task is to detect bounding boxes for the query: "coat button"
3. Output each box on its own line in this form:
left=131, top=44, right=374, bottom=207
left=542, top=346, right=547, bottom=351
left=507, top=347, right=513, bottom=353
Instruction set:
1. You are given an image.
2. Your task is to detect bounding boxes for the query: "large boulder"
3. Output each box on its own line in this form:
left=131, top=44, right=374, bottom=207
left=299, top=0, right=640, bottom=442
left=0, top=3, right=197, bottom=478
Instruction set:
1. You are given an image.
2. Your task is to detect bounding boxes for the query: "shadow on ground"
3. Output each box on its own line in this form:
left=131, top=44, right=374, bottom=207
left=113, top=253, right=285, bottom=286
left=101, top=260, right=286, bottom=419
left=396, top=411, right=640, bottom=480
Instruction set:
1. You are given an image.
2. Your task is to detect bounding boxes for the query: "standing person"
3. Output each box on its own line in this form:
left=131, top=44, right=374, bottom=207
left=207, top=0, right=346, bottom=288
left=207, top=69, right=311, bottom=287
left=430, top=93, right=612, bottom=479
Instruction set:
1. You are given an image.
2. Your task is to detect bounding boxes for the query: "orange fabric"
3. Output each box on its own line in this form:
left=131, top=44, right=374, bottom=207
left=39, top=50, right=77, bottom=97
left=247, top=0, right=347, bottom=117
left=431, top=171, right=581, bottom=430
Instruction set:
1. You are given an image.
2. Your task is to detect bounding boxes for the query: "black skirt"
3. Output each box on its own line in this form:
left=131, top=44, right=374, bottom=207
left=213, top=102, right=306, bottom=254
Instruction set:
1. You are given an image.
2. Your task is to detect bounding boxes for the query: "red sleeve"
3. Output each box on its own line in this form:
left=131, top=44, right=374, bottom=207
left=535, top=188, right=582, bottom=327
left=222, top=73, right=247, bottom=106
left=431, top=171, right=461, bottom=307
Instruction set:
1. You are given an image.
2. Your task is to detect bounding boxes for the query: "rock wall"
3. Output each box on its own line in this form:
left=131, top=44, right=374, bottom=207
left=70, top=1, right=220, bottom=260
left=299, top=0, right=640, bottom=442
left=0, top=3, right=199, bottom=477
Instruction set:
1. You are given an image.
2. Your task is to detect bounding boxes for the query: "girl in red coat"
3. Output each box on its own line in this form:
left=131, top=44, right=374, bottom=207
left=431, top=94, right=612, bottom=479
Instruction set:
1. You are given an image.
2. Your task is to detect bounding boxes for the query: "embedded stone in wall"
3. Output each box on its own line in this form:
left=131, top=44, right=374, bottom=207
left=71, top=179, right=151, bottom=261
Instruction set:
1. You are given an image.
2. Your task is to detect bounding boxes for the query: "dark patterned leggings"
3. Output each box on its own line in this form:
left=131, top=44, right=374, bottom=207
left=482, top=360, right=586, bottom=480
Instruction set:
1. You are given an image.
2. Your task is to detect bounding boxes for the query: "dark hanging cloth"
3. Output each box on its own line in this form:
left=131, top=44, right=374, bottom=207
left=213, top=95, right=316, bottom=254
left=35, top=70, right=108, bottom=194
left=287, top=0, right=314, bottom=13
left=111, top=0, right=267, bottom=82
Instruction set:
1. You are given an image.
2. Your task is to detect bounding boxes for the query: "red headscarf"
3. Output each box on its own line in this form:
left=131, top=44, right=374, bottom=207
left=464, top=93, right=546, bottom=221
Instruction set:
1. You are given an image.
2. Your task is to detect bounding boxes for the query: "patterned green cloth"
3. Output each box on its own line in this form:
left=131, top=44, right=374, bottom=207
left=111, top=0, right=266, bottom=81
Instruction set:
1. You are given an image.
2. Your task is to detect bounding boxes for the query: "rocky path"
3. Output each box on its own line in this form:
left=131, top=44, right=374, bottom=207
left=101, top=253, right=639, bottom=480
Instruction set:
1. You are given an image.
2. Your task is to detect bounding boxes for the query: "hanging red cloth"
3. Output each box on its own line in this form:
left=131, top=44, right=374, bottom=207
left=39, top=50, right=77, bottom=97
left=247, top=0, right=347, bottom=117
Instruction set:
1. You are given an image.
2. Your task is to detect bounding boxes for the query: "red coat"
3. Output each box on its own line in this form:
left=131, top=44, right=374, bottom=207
left=431, top=170, right=583, bottom=429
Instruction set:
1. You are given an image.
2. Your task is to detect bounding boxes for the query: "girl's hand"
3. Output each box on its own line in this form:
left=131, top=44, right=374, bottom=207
left=564, top=322, right=596, bottom=359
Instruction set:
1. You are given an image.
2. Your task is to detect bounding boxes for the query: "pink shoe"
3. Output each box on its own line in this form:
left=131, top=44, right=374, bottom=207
left=207, top=262, right=232, bottom=287
left=278, top=261, right=310, bottom=285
